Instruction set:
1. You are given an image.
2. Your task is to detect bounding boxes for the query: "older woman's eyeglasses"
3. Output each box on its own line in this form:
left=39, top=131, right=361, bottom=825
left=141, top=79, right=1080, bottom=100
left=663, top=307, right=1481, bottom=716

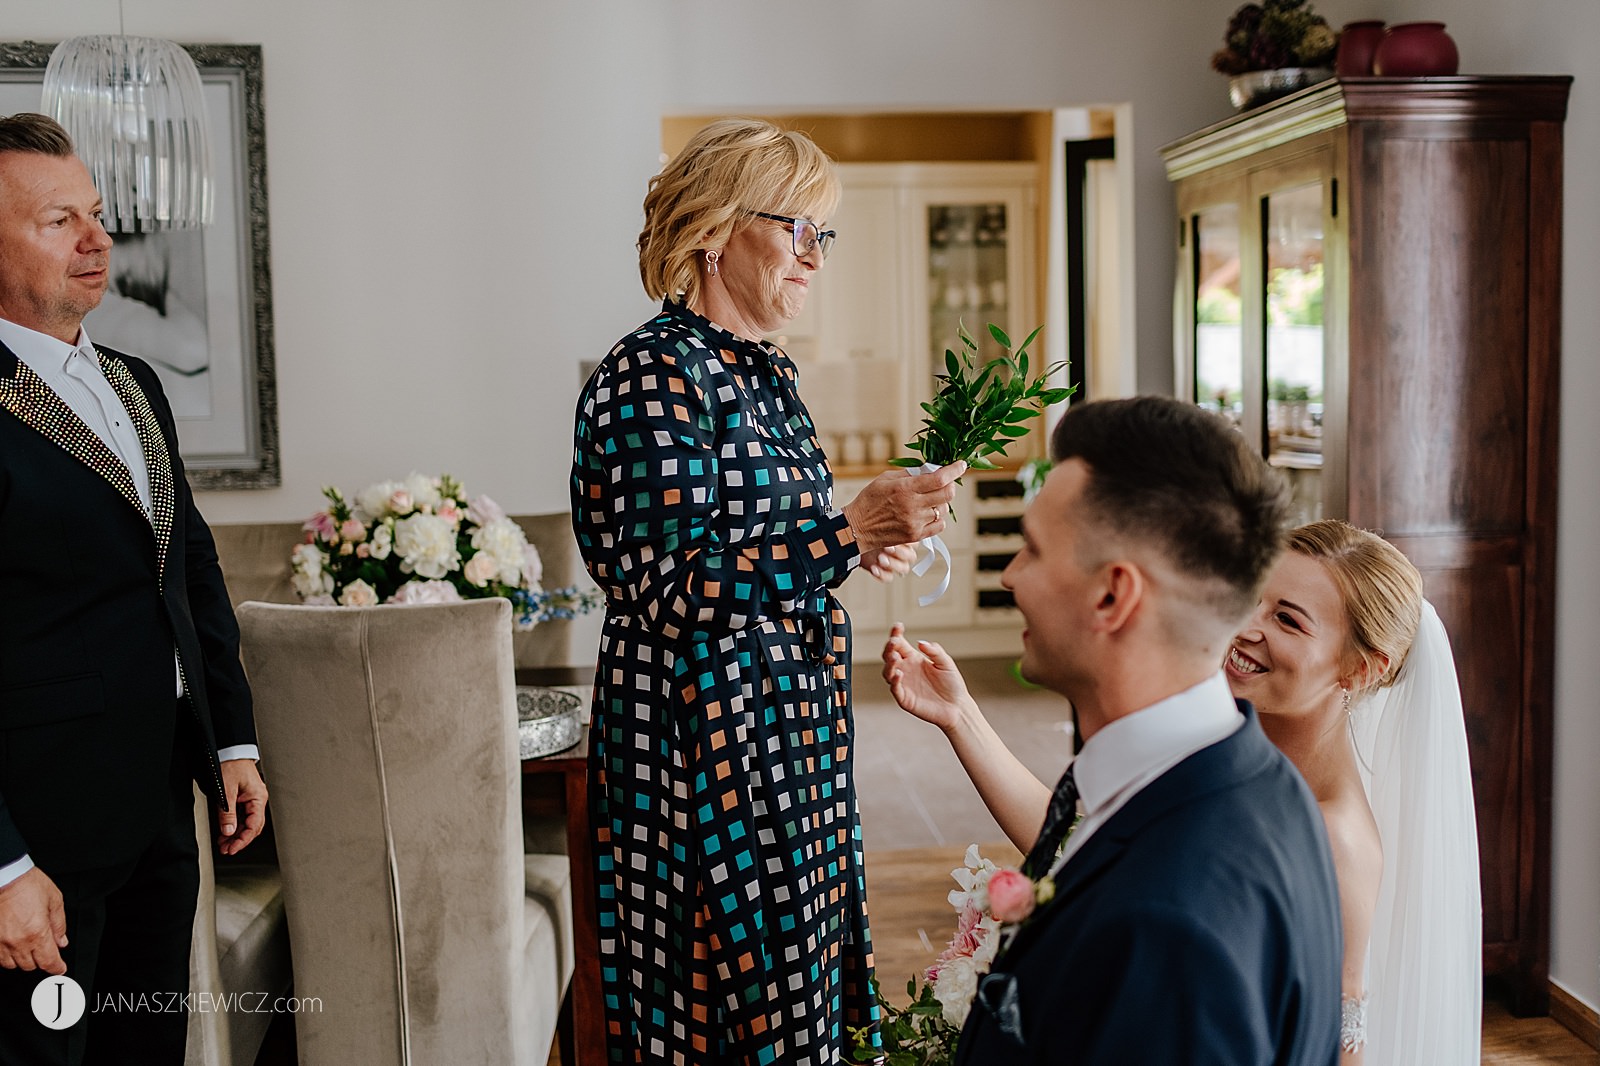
left=754, top=211, right=836, bottom=260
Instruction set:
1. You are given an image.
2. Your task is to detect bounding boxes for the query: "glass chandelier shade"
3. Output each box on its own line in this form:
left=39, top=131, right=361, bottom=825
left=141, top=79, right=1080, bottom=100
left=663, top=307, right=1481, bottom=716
left=42, top=35, right=214, bottom=232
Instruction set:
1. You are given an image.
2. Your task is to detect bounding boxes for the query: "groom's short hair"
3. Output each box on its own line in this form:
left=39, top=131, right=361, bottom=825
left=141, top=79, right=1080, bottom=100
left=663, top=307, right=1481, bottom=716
left=1050, top=395, right=1291, bottom=621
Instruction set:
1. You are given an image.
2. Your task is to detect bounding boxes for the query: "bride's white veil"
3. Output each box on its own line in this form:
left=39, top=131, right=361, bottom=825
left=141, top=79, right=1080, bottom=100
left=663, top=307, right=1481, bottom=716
left=1348, top=600, right=1482, bottom=1063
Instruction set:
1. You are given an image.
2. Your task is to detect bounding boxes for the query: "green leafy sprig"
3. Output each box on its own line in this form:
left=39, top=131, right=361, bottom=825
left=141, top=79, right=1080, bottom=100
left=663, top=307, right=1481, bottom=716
left=849, top=976, right=960, bottom=1066
left=892, top=323, right=1074, bottom=479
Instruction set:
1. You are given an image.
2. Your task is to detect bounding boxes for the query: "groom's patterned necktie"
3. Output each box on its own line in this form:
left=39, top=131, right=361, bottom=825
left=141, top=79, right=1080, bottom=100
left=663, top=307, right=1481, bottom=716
left=1021, top=763, right=1079, bottom=879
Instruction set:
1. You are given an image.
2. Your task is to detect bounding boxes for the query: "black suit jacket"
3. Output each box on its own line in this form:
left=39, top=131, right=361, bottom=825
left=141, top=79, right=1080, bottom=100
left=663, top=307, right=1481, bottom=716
left=0, top=341, right=255, bottom=875
left=956, top=702, right=1342, bottom=1066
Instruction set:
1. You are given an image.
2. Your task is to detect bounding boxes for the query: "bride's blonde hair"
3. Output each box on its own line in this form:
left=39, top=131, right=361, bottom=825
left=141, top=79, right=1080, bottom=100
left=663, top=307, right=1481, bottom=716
left=1288, top=520, right=1423, bottom=693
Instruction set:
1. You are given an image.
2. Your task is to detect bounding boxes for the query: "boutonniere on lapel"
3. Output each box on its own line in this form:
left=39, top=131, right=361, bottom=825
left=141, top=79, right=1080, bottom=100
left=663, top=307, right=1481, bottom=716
left=848, top=841, right=1069, bottom=1065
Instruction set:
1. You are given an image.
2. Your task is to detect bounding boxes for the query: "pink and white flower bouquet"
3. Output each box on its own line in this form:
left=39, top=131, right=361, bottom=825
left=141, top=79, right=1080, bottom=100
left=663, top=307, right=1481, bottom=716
left=290, top=472, right=598, bottom=627
left=850, top=845, right=1056, bottom=1065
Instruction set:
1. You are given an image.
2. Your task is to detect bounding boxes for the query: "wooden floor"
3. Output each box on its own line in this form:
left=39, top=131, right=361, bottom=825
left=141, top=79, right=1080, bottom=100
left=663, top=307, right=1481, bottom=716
left=863, top=844, right=1598, bottom=1065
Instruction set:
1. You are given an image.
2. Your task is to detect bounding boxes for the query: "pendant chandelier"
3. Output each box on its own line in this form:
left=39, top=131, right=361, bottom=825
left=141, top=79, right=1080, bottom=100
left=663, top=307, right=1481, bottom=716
left=42, top=34, right=213, bottom=232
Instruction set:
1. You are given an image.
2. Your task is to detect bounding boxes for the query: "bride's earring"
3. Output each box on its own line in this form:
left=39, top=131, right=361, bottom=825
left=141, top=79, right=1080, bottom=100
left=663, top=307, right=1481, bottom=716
left=705, top=249, right=721, bottom=277
left=1341, top=687, right=1352, bottom=714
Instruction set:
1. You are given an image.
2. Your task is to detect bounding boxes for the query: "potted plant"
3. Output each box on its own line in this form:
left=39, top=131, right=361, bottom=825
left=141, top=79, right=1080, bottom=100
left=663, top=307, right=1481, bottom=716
left=1211, top=0, right=1340, bottom=110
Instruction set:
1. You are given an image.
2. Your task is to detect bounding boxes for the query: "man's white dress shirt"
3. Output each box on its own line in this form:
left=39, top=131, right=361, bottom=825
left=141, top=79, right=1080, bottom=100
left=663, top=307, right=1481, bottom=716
left=1050, top=671, right=1244, bottom=877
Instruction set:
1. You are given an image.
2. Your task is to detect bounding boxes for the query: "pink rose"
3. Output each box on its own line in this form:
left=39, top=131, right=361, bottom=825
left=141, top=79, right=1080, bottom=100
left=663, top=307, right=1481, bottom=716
left=463, top=551, right=500, bottom=587
left=436, top=502, right=463, bottom=526
left=522, top=543, right=543, bottom=587
left=339, top=518, right=367, bottom=542
left=388, top=489, right=414, bottom=514
left=303, top=511, right=337, bottom=542
left=987, top=869, right=1036, bottom=924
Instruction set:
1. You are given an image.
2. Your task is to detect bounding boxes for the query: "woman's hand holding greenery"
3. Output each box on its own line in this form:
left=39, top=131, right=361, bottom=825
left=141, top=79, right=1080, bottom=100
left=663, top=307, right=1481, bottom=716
left=892, top=324, right=1075, bottom=481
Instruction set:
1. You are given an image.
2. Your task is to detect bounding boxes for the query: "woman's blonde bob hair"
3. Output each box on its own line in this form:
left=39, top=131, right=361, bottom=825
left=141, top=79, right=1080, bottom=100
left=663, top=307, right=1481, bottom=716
left=1288, top=519, right=1424, bottom=693
left=638, top=118, right=840, bottom=304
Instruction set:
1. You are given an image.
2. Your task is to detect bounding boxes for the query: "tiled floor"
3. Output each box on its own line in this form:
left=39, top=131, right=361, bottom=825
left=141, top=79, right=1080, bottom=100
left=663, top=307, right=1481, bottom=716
left=852, top=655, right=1074, bottom=851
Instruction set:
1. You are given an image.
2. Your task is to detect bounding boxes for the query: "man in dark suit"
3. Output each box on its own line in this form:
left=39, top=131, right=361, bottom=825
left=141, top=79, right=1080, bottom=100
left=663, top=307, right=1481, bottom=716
left=0, top=113, right=267, bottom=1065
left=957, top=397, right=1342, bottom=1064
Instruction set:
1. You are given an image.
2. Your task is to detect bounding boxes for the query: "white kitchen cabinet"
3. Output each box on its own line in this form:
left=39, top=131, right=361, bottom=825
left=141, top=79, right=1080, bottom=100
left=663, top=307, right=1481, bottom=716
left=779, top=162, right=1039, bottom=466
left=830, top=472, right=1028, bottom=662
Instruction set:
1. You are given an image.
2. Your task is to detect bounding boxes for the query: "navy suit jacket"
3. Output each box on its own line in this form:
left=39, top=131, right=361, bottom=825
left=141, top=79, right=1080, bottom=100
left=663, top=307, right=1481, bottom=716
left=0, top=341, right=255, bottom=875
left=956, top=702, right=1342, bottom=1066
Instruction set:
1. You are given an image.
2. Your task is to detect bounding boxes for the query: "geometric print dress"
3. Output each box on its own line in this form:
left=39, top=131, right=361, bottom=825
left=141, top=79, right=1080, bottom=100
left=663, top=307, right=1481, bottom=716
left=570, top=300, right=883, bottom=1065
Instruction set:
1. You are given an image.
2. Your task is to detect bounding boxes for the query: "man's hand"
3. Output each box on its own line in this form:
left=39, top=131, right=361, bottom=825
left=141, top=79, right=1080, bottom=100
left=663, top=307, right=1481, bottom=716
left=217, top=759, right=268, bottom=856
left=0, top=868, right=68, bottom=974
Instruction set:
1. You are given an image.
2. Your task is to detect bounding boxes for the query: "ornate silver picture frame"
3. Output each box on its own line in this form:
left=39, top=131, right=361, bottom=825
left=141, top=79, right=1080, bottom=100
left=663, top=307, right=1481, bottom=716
left=0, top=41, right=279, bottom=489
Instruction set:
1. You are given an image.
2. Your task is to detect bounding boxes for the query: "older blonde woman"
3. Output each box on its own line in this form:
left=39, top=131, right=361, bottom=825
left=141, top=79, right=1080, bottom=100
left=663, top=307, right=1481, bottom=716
left=571, top=118, right=961, bottom=1065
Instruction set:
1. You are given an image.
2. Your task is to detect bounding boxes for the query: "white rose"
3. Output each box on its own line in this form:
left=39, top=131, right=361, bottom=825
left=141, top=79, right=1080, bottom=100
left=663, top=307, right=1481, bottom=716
left=394, top=512, right=460, bottom=579
left=290, top=544, right=334, bottom=598
left=933, top=956, right=978, bottom=1028
left=369, top=521, right=394, bottom=560
left=338, top=579, right=380, bottom=607
left=389, top=579, right=464, bottom=605
left=354, top=480, right=399, bottom=522
left=463, top=551, right=500, bottom=588
left=403, top=472, right=443, bottom=513
left=470, top=518, right=530, bottom=586
left=522, top=543, right=543, bottom=588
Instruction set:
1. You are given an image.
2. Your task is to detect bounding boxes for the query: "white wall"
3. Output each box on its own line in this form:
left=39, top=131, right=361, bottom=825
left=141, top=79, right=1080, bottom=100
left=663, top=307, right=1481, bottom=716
left=6, top=0, right=669, bottom=523
left=7, top=0, right=1595, bottom=1011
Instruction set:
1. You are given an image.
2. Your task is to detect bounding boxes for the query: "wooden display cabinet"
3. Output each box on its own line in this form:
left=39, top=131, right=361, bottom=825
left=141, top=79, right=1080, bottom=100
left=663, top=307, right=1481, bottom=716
left=1163, top=76, right=1572, bottom=1013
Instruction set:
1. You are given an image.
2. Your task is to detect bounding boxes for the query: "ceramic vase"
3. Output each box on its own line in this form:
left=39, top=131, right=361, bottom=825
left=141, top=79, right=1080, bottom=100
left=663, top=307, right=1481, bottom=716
left=1372, top=21, right=1460, bottom=77
left=1335, top=20, right=1386, bottom=77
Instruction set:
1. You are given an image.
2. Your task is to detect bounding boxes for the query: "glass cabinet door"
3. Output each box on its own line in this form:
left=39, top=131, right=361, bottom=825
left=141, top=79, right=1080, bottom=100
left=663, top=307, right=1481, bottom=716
left=927, top=202, right=1013, bottom=375
left=1192, top=203, right=1244, bottom=429
left=907, top=173, right=1036, bottom=459
left=1262, top=182, right=1326, bottom=524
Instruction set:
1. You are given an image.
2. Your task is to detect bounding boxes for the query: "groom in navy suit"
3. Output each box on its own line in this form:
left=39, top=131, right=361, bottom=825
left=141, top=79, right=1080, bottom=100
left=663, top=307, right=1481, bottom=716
left=958, top=396, right=1342, bottom=1065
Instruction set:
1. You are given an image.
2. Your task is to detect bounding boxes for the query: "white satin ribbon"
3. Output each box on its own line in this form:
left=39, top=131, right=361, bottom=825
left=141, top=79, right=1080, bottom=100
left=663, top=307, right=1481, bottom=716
left=914, top=462, right=952, bottom=606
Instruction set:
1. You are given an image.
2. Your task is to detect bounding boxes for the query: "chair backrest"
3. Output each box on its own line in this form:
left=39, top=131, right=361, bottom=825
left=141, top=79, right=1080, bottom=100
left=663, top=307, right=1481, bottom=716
left=237, top=600, right=529, bottom=1066
left=186, top=786, right=234, bottom=1066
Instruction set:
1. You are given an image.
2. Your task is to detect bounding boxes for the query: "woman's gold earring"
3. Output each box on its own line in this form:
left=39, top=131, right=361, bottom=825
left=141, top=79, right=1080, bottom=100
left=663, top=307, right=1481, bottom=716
left=705, top=250, right=720, bottom=277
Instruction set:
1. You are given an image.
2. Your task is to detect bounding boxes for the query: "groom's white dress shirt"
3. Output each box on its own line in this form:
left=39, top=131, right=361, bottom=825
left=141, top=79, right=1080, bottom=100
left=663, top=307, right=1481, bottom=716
left=1049, top=671, right=1244, bottom=877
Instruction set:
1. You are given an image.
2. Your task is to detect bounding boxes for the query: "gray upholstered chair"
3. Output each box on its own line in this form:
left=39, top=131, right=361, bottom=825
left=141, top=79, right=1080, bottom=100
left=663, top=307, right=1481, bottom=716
left=236, top=599, right=573, bottom=1065
left=185, top=786, right=293, bottom=1066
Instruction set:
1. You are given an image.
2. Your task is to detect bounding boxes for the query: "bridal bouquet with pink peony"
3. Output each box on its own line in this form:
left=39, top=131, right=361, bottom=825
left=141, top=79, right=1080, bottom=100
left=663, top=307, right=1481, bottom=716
left=850, top=845, right=1055, bottom=1065
left=290, top=472, right=599, bottom=628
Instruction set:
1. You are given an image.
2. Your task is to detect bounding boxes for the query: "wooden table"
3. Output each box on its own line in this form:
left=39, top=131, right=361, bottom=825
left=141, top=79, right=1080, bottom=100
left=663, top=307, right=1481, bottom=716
left=518, top=667, right=604, bottom=1066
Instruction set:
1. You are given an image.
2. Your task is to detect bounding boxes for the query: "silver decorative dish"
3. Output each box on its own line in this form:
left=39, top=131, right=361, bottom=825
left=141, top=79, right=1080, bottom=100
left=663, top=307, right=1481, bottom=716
left=516, top=687, right=584, bottom=759
left=1228, top=67, right=1334, bottom=110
